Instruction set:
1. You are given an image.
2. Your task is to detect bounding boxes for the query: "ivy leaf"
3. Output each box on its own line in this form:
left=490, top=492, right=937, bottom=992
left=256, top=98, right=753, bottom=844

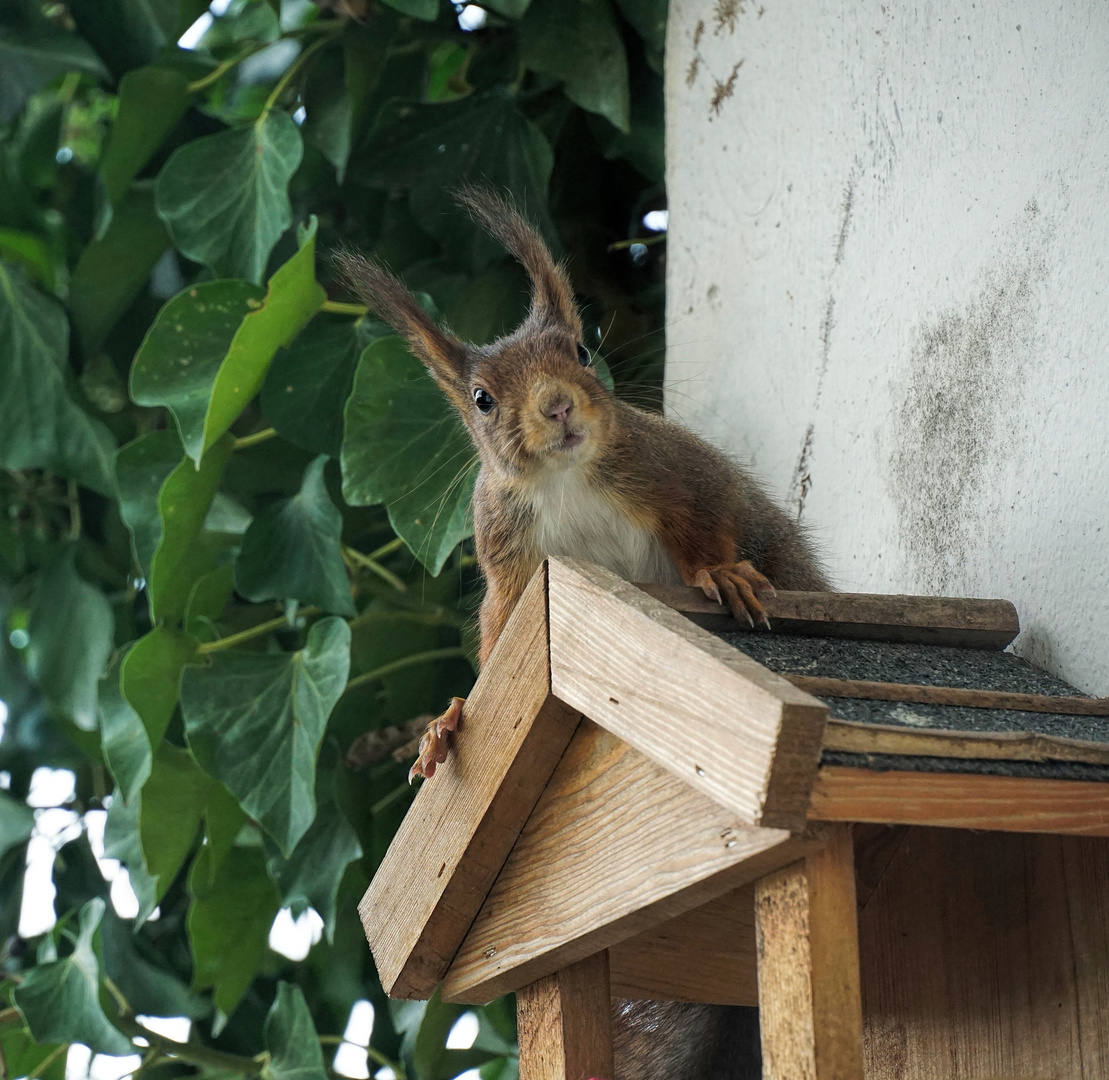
left=181, top=617, right=352, bottom=856
left=261, top=314, right=391, bottom=458
left=130, top=285, right=265, bottom=461
left=100, top=65, right=191, bottom=204
left=358, top=89, right=554, bottom=269
left=12, top=898, right=134, bottom=1056
left=66, top=0, right=178, bottom=80
left=100, top=628, right=199, bottom=804
left=481, top=0, right=533, bottom=17
left=101, top=908, right=208, bottom=1021
left=519, top=0, right=631, bottom=132
left=0, top=792, right=34, bottom=861
left=0, top=261, right=117, bottom=495
left=201, top=782, right=247, bottom=889
left=98, top=653, right=147, bottom=805
left=266, top=769, right=362, bottom=942
left=131, top=221, right=324, bottom=463
left=26, top=546, right=114, bottom=731
left=379, top=0, right=439, bottom=20
left=263, top=983, right=328, bottom=1080
left=0, top=23, right=109, bottom=124
left=235, top=456, right=356, bottom=617
left=117, top=430, right=235, bottom=624
left=69, top=186, right=169, bottom=354
left=188, top=845, right=281, bottom=1017
left=103, top=792, right=158, bottom=922
left=155, top=110, right=303, bottom=284
left=341, top=337, right=476, bottom=575
left=613, top=0, right=666, bottom=52
left=104, top=747, right=211, bottom=924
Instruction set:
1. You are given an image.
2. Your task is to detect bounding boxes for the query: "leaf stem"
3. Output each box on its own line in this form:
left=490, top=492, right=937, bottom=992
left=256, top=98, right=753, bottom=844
left=343, top=545, right=406, bottom=592
left=115, top=1016, right=266, bottom=1075
left=367, top=536, right=406, bottom=561
left=25, top=1042, right=67, bottom=1080
left=607, top=234, right=667, bottom=252
left=344, top=647, right=468, bottom=693
left=367, top=1045, right=406, bottom=1078
left=320, top=300, right=368, bottom=316
left=102, top=974, right=130, bottom=1016
left=187, top=42, right=269, bottom=93
left=198, top=606, right=321, bottom=654
left=263, top=31, right=338, bottom=114
left=233, top=427, right=278, bottom=450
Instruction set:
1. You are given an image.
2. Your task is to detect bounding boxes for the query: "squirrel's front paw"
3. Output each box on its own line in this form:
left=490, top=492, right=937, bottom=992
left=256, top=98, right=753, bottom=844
left=693, top=562, right=775, bottom=628
left=409, top=696, right=466, bottom=782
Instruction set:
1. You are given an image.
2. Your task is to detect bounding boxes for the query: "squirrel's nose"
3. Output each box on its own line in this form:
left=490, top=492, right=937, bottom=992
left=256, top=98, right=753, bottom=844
left=546, top=399, right=573, bottom=424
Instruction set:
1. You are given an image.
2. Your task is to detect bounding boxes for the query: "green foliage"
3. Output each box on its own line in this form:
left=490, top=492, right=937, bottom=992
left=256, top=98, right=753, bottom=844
left=0, top=0, right=666, bottom=1074
left=13, top=899, right=134, bottom=1055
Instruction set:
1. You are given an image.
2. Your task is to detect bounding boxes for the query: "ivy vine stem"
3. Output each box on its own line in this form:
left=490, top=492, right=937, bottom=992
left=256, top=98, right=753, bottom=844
left=198, top=606, right=322, bottom=654
left=320, top=300, right=368, bottom=317
left=24, top=1042, right=66, bottom=1080
left=343, top=545, right=407, bottom=592
left=263, top=29, right=341, bottom=115
left=114, top=1016, right=267, bottom=1075
left=344, top=646, right=468, bottom=693
left=233, top=427, right=278, bottom=450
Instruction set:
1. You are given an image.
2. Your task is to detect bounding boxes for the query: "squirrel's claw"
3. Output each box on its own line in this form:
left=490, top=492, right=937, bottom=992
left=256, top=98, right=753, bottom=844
left=694, top=561, right=774, bottom=629
left=408, top=697, right=466, bottom=782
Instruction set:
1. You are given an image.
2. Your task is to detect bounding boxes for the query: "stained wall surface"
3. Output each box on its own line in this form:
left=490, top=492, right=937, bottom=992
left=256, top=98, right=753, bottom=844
left=664, top=0, right=1109, bottom=692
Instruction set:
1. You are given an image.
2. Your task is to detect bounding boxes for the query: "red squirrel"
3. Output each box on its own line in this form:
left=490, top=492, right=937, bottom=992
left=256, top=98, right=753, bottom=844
left=337, top=187, right=829, bottom=782
left=339, top=190, right=826, bottom=1080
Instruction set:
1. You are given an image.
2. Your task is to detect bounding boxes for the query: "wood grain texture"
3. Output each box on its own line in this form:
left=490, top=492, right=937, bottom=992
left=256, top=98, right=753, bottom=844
left=859, top=828, right=1109, bottom=1079
left=634, top=583, right=1020, bottom=649
left=442, top=720, right=823, bottom=1003
left=517, top=951, right=614, bottom=1080
left=549, top=557, right=828, bottom=830
left=809, top=766, right=1109, bottom=836
left=792, top=674, right=1109, bottom=716
left=823, top=718, right=1109, bottom=766
left=358, top=566, right=583, bottom=999
left=755, top=826, right=864, bottom=1080
left=607, top=886, right=758, bottom=1006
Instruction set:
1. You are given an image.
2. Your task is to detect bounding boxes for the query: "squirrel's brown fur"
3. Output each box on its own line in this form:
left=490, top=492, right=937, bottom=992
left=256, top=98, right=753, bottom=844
left=337, top=188, right=829, bottom=1079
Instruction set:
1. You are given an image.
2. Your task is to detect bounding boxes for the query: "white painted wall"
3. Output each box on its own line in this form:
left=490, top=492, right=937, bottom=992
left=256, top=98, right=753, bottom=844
left=664, top=0, right=1109, bottom=693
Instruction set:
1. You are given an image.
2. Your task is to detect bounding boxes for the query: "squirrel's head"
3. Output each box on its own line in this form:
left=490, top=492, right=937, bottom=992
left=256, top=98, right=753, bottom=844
left=334, top=187, right=613, bottom=477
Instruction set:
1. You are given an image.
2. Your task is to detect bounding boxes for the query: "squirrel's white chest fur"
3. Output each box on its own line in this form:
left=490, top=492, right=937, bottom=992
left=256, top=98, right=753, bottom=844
left=524, top=470, right=682, bottom=585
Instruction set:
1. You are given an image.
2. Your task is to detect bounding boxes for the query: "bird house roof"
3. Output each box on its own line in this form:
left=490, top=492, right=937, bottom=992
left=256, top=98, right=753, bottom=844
left=359, top=557, right=1109, bottom=1005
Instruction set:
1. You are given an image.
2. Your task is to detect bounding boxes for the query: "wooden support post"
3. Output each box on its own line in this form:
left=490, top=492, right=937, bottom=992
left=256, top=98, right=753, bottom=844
left=518, top=951, right=614, bottom=1080
left=754, top=825, right=864, bottom=1080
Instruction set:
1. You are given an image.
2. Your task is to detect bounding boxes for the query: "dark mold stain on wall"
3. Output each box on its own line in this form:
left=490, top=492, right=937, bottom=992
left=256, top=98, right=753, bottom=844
left=890, top=246, right=1047, bottom=593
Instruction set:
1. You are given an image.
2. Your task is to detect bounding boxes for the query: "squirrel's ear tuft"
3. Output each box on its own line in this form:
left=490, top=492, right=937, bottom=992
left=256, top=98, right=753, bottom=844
left=333, top=250, right=467, bottom=389
left=454, top=186, right=582, bottom=337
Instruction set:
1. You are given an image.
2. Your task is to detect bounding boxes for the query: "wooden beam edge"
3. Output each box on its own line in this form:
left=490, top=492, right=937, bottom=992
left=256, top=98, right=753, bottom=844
left=808, top=765, right=1109, bottom=835
left=824, top=717, right=1109, bottom=766
left=634, top=583, right=1020, bottom=649
left=358, top=564, right=583, bottom=999
left=548, top=557, right=828, bottom=831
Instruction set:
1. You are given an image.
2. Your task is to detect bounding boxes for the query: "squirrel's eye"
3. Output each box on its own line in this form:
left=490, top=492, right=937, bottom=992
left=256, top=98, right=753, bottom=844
left=576, top=343, right=591, bottom=366
left=473, top=387, right=496, bottom=413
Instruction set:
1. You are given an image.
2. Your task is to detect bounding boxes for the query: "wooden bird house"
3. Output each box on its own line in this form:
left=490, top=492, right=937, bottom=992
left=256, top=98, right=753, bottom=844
left=359, top=557, right=1109, bottom=1079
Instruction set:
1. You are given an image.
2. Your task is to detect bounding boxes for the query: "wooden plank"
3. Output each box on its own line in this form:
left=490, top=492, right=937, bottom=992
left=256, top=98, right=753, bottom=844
left=791, top=674, right=1109, bottom=716
left=608, top=886, right=758, bottom=1006
left=824, top=717, right=1109, bottom=766
left=809, top=766, right=1109, bottom=836
left=858, top=828, right=1109, bottom=1079
left=755, top=826, right=865, bottom=1080
left=634, top=582, right=1020, bottom=649
left=517, top=951, right=614, bottom=1080
left=441, top=720, right=824, bottom=1003
left=549, top=557, right=828, bottom=830
left=358, top=565, right=583, bottom=999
